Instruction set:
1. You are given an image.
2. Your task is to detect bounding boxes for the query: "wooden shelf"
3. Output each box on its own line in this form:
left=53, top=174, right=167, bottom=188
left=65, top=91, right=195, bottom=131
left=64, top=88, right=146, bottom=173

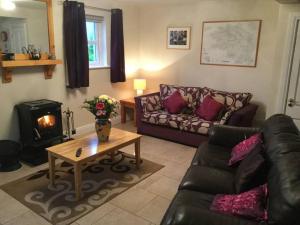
left=0, top=59, right=62, bottom=68
left=0, top=59, right=62, bottom=83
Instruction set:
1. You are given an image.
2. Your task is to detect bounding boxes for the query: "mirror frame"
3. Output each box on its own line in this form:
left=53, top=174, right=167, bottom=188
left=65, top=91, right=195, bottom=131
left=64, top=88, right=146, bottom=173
left=43, top=0, right=55, bottom=56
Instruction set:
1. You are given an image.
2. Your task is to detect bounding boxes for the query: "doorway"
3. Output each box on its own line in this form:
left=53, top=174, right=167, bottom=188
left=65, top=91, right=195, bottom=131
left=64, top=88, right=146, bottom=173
left=284, top=15, right=300, bottom=127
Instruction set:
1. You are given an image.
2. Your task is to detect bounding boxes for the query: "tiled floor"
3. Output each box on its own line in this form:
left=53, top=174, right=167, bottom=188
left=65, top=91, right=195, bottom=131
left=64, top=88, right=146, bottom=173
left=0, top=122, right=196, bottom=225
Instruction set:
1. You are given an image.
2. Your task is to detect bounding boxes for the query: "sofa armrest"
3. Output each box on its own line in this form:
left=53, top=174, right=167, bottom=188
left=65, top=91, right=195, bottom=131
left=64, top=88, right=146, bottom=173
left=135, top=92, right=161, bottom=128
left=162, top=206, right=261, bottom=225
left=208, top=125, right=260, bottom=148
left=227, top=103, right=258, bottom=127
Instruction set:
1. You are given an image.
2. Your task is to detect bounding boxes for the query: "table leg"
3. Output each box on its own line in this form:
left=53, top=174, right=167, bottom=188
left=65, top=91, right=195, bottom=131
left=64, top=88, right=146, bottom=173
left=74, top=163, right=82, bottom=200
left=133, top=108, right=136, bottom=127
left=121, top=104, right=126, bottom=123
left=48, top=152, right=56, bottom=186
left=135, top=138, right=141, bottom=169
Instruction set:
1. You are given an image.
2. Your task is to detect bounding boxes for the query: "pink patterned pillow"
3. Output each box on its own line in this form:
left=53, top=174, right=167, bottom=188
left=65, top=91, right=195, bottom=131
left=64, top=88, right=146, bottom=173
left=229, top=133, right=262, bottom=166
left=163, top=91, right=187, bottom=114
left=210, top=184, right=268, bottom=221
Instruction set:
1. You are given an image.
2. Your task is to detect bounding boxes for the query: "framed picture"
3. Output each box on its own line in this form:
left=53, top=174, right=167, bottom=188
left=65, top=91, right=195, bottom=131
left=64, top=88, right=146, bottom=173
left=0, top=31, right=8, bottom=42
left=167, top=27, right=191, bottom=49
left=200, top=20, right=262, bottom=67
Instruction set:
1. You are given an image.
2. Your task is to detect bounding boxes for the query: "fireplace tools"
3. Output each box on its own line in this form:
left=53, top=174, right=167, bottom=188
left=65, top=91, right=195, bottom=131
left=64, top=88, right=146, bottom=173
left=63, top=108, right=76, bottom=140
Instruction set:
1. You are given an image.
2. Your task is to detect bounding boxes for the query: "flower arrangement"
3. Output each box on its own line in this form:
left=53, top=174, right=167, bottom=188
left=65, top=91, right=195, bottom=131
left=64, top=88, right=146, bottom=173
left=82, top=95, right=119, bottom=120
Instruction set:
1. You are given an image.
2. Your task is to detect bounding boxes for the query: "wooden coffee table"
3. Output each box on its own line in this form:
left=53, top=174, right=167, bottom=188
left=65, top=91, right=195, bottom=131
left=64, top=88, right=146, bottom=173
left=47, top=128, right=142, bottom=200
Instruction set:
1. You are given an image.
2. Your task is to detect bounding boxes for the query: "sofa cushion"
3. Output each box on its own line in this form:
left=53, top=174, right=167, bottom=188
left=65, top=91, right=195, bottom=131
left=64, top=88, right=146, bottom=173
left=229, top=133, right=262, bottom=166
left=140, top=94, right=162, bottom=112
left=179, top=166, right=235, bottom=195
left=161, top=190, right=262, bottom=225
left=219, top=110, right=234, bottom=125
left=166, top=189, right=215, bottom=212
left=196, top=95, right=224, bottom=121
left=182, top=116, right=220, bottom=135
left=201, top=87, right=252, bottom=111
left=210, top=184, right=268, bottom=222
left=235, top=144, right=268, bottom=193
left=192, top=142, right=235, bottom=172
left=160, top=84, right=201, bottom=110
left=163, top=91, right=187, bottom=114
left=141, top=110, right=187, bottom=129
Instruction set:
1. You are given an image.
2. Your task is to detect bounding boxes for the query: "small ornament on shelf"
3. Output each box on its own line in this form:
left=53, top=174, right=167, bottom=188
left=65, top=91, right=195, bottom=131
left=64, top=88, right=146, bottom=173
left=22, top=45, right=41, bottom=60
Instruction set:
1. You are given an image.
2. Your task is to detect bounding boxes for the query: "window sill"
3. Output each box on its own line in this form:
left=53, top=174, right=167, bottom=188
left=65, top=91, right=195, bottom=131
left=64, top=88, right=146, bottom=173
left=89, top=65, right=110, bottom=70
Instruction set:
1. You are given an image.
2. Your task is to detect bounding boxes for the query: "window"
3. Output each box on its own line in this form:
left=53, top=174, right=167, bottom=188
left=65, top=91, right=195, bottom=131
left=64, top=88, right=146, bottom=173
left=86, top=15, right=108, bottom=68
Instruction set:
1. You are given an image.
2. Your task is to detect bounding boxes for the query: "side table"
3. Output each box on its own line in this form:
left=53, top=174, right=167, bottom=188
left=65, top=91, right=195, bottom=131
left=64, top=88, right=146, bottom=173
left=120, top=98, right=136, bottom=125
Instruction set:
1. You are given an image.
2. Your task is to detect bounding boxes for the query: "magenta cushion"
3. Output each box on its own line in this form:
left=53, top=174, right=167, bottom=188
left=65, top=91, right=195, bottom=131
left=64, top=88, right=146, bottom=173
left=210, top=184, right=268, bottom=221
left=163, top=91, right=187, bottom=114
left=196, top=95, right=224, bottom=121
left=229, top=133, right=262, bottom=166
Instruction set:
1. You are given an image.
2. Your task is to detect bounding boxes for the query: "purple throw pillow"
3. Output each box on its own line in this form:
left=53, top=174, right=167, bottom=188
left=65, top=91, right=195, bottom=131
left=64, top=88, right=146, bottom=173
left=163, top=91, right=187, bottom=114
left=196, top=95, right=224, bottom=121
left=210, top=184, right=268, bottom=221
left=229, top=133, right=262, bottom=166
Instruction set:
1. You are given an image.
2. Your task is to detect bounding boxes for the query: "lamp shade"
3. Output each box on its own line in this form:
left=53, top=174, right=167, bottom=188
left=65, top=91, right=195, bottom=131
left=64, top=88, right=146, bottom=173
left=134, top=79, right=146, bottom=91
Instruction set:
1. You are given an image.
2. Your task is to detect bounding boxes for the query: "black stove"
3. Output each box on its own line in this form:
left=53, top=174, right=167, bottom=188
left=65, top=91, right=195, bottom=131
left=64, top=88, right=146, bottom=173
left=16, top=99, right=63, bottom=165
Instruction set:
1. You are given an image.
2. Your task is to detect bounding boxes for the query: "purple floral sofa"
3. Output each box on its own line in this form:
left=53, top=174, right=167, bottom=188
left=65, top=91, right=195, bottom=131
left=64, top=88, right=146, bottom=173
left=135, top=84, right=258, bottom=147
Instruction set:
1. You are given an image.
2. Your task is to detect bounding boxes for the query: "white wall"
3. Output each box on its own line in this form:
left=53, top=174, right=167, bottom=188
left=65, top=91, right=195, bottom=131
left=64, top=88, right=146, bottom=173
left=0, top=0, right=140, bottom=140
left=138, top=0, right=300, bottom=123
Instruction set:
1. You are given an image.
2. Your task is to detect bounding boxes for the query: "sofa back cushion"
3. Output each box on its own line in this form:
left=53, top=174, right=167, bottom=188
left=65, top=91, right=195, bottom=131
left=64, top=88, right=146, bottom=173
left=262, top=114, right=299, bottom=147
left=160, top=84, right=201, bottom=110
left=201, top=87, right=253, bottom=111
left=235, top=144, right=267, bottom=194
left=265, top=133, right=300, bottom=225
left=140, top=95, right=162, bottom=112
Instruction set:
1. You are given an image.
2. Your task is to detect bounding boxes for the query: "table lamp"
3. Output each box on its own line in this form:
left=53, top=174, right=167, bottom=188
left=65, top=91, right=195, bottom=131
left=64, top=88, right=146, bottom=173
left=134, top=79, right=146, bottom=96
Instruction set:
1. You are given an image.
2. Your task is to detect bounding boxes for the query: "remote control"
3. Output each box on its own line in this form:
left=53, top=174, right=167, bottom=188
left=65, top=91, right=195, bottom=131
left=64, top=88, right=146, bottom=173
left=76, top=148, right=82, bottom=157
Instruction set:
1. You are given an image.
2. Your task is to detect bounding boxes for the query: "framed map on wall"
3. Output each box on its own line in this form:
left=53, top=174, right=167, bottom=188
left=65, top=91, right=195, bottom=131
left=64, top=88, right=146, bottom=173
left=200, top=20, right=262, bottom=67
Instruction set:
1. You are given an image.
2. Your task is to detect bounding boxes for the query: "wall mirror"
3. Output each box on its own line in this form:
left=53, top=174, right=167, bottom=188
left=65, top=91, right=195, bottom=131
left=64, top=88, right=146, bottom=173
left=0, top=0, right=54, bottom=55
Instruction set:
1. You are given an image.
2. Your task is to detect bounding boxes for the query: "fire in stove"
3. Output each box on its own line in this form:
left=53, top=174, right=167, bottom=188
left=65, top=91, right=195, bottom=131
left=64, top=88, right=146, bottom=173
left=37, top=115, right=56, bottom=129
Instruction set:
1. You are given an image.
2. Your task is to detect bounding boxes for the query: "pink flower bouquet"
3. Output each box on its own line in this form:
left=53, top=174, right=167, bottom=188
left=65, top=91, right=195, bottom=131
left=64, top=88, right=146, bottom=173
left=82, top=95, right=119, bottom=120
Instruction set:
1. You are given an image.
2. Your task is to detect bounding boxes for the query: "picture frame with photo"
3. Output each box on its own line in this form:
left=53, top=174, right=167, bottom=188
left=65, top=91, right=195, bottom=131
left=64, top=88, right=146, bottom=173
left=167, top=27, right=191, bottom=50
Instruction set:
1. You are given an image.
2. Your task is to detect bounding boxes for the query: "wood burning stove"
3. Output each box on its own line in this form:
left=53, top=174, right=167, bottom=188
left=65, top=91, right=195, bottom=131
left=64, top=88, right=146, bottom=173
left=16, top=99, right=63, bottom=165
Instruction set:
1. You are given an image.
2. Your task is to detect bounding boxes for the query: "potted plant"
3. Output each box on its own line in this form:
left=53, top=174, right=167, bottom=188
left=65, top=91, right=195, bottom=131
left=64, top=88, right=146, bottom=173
left=82, top=95, right=119, bottom=142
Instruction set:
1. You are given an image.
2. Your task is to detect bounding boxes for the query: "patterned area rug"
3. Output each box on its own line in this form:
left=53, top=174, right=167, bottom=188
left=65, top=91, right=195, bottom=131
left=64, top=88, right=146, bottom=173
left=0, top=151, right=164, bottom=225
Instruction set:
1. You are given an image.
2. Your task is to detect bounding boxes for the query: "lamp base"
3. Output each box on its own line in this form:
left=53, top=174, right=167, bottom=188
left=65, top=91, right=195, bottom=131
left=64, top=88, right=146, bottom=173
left=136, top=90, right=144, bottom=96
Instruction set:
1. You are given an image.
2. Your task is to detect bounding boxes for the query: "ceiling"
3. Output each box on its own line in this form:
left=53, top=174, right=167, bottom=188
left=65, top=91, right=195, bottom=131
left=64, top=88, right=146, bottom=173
left=115, top=0, right=300, bottom=4
left=276, top=0, right=300, bottom=2
left=116, top=0, right=201, bottom=4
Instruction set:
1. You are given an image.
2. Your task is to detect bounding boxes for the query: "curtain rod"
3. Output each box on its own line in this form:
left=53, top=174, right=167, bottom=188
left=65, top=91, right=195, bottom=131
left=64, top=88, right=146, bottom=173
left=57, top=1, right=112, bottom=13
